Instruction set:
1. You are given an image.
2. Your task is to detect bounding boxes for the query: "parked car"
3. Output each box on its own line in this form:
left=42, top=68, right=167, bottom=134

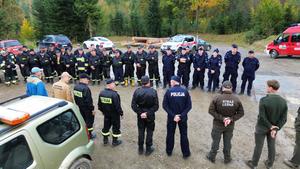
left=197, top=38, right=212, bottom=51
left=265, top=24, right=300, bottom=59
left=161, top=34, right=197, bottom=53
left=0, top=95, right=94, bottom=169
left=83, top=36, right=114, bottom=49
left=37, top=35, right=72, bottom=49
left=0, top=40, right=22, bottom=55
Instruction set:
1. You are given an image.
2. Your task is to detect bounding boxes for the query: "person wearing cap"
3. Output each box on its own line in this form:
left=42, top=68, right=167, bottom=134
left=135, top=45, right=148, bottom=86
left=112, top=49, right=125, bottom=85
left=163, top=75, right=192, bottom=159
left=207, top=49, right=222, bottom=92
left=109, top=45, right=117, bottom=58
left=146, top=45, right=161, bottom=87
left=47, top=44, right=57, bottom=78
left=89, top=49, right=102, bottom=85
left=53, top=50, right=66, bottom=77
left=17, top=45, right=30, bottom=82
left=28, top=49, right=40, bottom=70
left=162, top=47, right=176, bottom=88
left=98, top=79, right=123, bottom=146
left=64, top=48, right=76, bottom=82
left=206, top=81, right=244, bottom=164
left=240, top=50, right=260, bottom=96
left=223, top=44, right=241, bottom=93
left=122, top=45, right=136, bottom=87
left=75, top=48, right=89, bottom=80
left=131, top=75, right=159, bottom=155
left=37, top=46, right=54, bottom=83
left=101, top=48, right=112, bottom=79
left=246, top=80, right=288, bottom=169
left=73, top=73, right=95, bottom=139
left=192, top=47, right=208, bottom=90
left=0, top=50, right=18, bottom=86
left=52, top=72, right=73, bottom=102
left=284, top=107, right=300, bottom=168
left=74, top=43, right=82, bottom=56
left=177, top=47, right=191, bottom=88
left=26, top=67, right=48, bottom=96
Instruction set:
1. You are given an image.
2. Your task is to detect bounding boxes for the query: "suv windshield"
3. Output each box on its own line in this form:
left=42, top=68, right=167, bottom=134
left=169, top=36, right=184, bottom=42
left=55, top=36, right=70, bottom=43
left=4, top=41, right=21, bottom=48
left=276, top=33, right=290, bottom=43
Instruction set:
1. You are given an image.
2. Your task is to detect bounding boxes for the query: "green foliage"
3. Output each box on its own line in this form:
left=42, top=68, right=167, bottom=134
left=19, top=18, right=35, bottom=42
left=146, top=0, right=161, bottom=37
left=110, top=9, right=125, bottom=36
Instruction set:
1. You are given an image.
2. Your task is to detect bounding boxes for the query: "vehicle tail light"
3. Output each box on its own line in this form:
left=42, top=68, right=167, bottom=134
left=85, top=126, right=90, bottom=141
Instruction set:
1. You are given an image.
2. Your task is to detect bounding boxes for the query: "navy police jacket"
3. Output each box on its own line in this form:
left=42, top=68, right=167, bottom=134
left=224, top=51, right=241, bottom=70
left=163, top=85, right=192, bottom=121
left=162, top=53, right=175, bottom=72
left=242, top=57, right=259, bottom=78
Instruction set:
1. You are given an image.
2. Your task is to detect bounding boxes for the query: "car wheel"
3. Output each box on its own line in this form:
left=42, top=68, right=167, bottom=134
left=69, top=158, right=92, bottom=169
left=270, top=50, right=279, bottom=59
left=83, top=43, right=88, bottom=49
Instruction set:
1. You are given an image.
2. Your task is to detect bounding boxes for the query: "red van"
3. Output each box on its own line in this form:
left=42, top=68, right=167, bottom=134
left=266, top=25, right=300, bottom=58
left=0, top=40, right=22, bottom=55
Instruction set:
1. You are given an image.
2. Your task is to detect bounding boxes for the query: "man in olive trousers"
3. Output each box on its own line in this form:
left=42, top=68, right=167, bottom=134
left=246, top=80, right=288, bottom=169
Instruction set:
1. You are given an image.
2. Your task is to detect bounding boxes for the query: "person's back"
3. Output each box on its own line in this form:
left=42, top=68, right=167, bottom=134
left=52, top=80, right=73, bottom=102
left=257, top=94, right=287, bottom=131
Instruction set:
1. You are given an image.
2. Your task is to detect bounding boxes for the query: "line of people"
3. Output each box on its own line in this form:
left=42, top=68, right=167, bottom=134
left=1, top=43, right=260, bottom=97
left=24, top=65, right=298, bottom=168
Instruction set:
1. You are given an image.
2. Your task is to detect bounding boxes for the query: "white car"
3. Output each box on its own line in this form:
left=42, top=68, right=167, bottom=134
left=83, top=36, right=114, bottom=49
left=161, top=35, right=197, bottom=52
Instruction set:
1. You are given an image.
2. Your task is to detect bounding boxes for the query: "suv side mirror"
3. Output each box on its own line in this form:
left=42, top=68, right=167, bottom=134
left=273, top=40, right=278, bottom=45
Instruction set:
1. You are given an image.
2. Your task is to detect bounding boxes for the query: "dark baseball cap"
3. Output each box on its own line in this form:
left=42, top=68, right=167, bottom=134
left=232, top=44, right=238, bottom=48
left=138, top=45, right=144, bottom=49
left=181, top=47, right=187, bottom=50
left=249, top=50, right=254, bottom=54
left=141, top=76, right=150, bottom=85
left=106, top=79, right=115, bottom=85
left=79, top=73, right=90, bottom=80
left=127, top=45, right=131, bottom=49
left=171, top=76, right=180, bottom=83
left=213, top=48, right=219, bottom=53
left=222, top=81, right=232, bottom=89
left=148, top=45, right=155, bottom=49
left=166, top=47, right=171, bottom=51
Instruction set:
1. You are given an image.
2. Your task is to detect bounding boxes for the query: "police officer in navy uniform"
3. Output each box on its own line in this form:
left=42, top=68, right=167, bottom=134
left=53, top=49, right=66, bottom=77
left=112, top=50, right=124, bottom=86
left=207, top=49, right=222, bottom=92
left=240, top=50, right=260, bottom=96
left=17, top=46, right=30, bottom=82
left=73, top=73, right=95, bottom=139
left=223, top=44, right=241, bottom=93
left=101, top=48, right=112, bottom=79
left=28, top=49, right=39, bottom=70
left=207, top=81, right=244, bottom=164
left=122, top=45, right=136, bottom=87
left=98, top=79, right=123, bottom=146
left=146, top=45, right=160, bottom=86
left=192, top=47, right=208, bottom=90
left=131, top=76, right=159, bottom=155
left=135, top=45, right=147, bottom=86
left=162, top=47, right=176, bottom=88
left=177, top=47, right=191, bottom=88
left=163, top=76, right=192, bottom=159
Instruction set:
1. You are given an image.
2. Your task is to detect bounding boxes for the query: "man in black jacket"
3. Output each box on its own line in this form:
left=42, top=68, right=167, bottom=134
left=284, top=107, right=300, bottom=168
left=207, top=81, right=244, bottom=164
left=131, top=75, right=159, bottom=155
left=73, top=73, right=95, bottom=139
left=98, top=79, right=123, bottom=146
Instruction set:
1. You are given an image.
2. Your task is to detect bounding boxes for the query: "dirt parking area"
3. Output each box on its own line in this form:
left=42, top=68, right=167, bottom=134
left=0, top=43, right=299, bottom=169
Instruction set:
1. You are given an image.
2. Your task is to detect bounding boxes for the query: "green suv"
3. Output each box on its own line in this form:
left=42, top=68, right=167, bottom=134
left=0, top=95, right=94, bottom=169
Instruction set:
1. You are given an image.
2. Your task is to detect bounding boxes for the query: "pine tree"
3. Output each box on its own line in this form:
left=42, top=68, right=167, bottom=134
left=146, top=0, right=161, bottom=37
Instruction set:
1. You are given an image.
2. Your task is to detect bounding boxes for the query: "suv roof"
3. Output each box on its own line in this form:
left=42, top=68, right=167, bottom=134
left=0, top=40, right=19, bottom=43
left=0, top=96, right=68, bottom=137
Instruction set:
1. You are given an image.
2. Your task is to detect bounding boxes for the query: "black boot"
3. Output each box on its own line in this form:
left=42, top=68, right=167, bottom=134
left=138, top=146, right=144, bottom=155
left=103, top=136, right=109, bottom=145
left=112, top=137, right=122, bottom=146
left=145, top=146, right=154, bottom=156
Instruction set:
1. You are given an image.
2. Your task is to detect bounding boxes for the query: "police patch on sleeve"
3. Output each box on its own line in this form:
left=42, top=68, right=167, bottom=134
left=73, top=90, right=83, bottom=98
left=100, top=97, right=112, bottom=104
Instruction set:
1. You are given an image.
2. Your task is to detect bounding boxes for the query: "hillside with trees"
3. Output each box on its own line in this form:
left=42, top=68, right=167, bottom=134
left=0, top=0, right=299, bottom=43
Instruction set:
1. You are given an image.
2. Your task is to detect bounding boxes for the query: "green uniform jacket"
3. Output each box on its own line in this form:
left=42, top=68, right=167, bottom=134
left=257, top=94, right=288, bottom=131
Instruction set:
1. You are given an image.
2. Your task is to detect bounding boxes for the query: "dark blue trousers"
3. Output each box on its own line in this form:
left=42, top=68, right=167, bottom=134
left=166, top=119, right=190, bottom=156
